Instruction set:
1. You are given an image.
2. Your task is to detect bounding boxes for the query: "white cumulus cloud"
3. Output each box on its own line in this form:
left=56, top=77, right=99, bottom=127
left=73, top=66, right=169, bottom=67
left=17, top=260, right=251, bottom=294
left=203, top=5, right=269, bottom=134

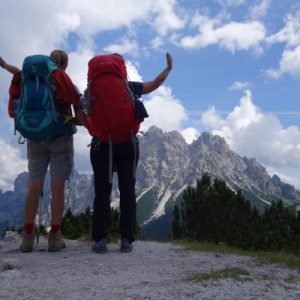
left=103, top=38, right=140, bottom=57
left=265, top=45, right=300, bottom=78
left=141, top=86, right=188, bottom=132
left=249, top=0, right=271, bottom=20
left=180, top=127, right=200, bottom=144
left=151, top=0, right=186, bottom=36
left=217, top=0, right=246, bottom=7
left=229, top=81, right=251, bottom=90
left=200, top=90, right=300, bottom=187
left=180, top=13, right=266, bottom=53
left=0, top=140, right=27, bottom=191
left=267, top=14, right=300, bottom=48
left=265, top=14, right=300, bottom=78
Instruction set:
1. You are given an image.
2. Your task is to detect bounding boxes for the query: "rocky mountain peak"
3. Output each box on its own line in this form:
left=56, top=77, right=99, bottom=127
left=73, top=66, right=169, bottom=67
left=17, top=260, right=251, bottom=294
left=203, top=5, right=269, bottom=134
left=143, top=126, right=186, bottom=145
left=13, top=172, right=28, bottom=194
left=145, top=126, right=164, bottom=137
left=192, top=132, right=230, bottom=153
left=1, top=127, right=299, bottom=237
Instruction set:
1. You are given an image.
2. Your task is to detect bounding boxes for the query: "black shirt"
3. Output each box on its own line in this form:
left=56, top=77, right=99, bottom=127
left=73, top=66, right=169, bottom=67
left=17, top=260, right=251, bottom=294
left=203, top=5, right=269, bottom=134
left=128, top=81, right=143, bottom=99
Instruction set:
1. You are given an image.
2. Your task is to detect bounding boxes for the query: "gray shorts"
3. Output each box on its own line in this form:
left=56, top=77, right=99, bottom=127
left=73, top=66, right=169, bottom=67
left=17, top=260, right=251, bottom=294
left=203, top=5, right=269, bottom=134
left=27, top=135, right=74, bottom=181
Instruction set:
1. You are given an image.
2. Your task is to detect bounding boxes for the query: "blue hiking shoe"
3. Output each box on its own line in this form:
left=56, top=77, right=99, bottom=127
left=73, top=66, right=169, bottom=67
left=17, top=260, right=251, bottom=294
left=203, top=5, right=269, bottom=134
left=120, top=238, right=133, bottom=253
left=92, top=238, right=108, bottom=254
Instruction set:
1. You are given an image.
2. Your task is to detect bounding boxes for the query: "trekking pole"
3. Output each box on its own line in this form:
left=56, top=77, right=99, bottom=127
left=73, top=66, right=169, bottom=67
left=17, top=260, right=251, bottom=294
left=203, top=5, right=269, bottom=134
left=36, top=191, right=43, bottom=246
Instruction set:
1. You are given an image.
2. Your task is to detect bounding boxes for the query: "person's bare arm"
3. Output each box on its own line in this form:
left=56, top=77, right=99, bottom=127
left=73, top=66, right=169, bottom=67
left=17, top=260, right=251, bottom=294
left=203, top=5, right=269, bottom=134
left=0, top=57, right=21, bottom=75
left=72, top=104, right=86, bottom=126
left=142, top=52, right=173, bottom=94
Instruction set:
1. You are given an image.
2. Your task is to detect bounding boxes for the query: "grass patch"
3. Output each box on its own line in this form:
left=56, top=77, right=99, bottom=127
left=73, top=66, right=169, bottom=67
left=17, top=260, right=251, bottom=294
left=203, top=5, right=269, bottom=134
left=284, top=275, right=300, bottom=284
left=186, top=267, right=251, bottom=282
left=176, top=240, right=300, bottom=270
left=254, top=251, right=300, bottom=271
left=259, top=274, right=275, bottom=281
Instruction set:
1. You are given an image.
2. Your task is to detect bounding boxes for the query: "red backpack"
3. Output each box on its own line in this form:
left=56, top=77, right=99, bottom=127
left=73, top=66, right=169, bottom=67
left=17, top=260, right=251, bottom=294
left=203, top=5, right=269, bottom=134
left=81, top=54, right=142, bottom=144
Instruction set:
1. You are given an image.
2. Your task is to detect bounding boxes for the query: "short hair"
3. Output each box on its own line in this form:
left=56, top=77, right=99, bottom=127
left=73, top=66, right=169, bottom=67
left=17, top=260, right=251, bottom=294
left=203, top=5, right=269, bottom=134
left=112, top=53, right=123, bottom=58
left=50, top=49, right=68, bottom=70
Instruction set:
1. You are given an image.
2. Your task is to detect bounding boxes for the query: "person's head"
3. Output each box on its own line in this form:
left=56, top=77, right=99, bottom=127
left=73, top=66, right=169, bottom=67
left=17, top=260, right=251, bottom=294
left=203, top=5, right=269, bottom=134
left=111, top=53, right=123, bottom=58
left=50, top=49, right=68, bottom=71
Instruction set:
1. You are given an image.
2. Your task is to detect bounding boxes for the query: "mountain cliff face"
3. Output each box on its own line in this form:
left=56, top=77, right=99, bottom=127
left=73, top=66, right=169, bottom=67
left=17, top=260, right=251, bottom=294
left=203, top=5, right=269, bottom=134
left=135, top=127, right=300, bottom=238
left=0, top=126, right=299, bottom=238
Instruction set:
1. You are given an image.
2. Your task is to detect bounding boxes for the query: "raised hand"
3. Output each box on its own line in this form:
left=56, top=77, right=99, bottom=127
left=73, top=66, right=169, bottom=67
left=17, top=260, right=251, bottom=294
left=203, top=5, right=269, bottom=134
left=166, top=52, right=172, bottom=71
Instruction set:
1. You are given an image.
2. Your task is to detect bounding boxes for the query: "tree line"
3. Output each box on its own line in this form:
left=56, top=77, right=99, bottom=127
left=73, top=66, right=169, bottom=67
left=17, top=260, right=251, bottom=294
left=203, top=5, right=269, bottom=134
left=172, top=173, right=300, bottom=253
left=61, top=206, right=120, bottom=240
left=7, top=207, right=121, bottom=240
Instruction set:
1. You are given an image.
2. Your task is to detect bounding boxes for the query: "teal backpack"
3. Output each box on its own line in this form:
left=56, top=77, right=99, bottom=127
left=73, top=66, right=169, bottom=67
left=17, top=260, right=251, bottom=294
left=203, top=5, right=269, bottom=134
left=14, top=55, right=76, bottom=142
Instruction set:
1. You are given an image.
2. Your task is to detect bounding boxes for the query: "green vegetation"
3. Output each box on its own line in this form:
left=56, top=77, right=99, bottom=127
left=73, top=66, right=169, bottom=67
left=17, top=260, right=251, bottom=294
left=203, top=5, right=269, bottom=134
left=254, top=251, right=300, bottom=270
left=7, top=206, right=140, bottom=242
left=186, top=267, right=251, bottom=282
left=62, top=206, right=122, bottom=240
left=136, top=188, right=157, bottom=224
left=7, top=224, right=47, bottom=236
left=172, top=173, right=300, bottom=270
left=61, top=207, right=93, bottom=239
left=284, top=275, right=300, bottom=284
left=183, top=240, right=300, bottom=282
left=177, top=240, right=300, bottom=270
left=61, top=206, right=142, bottom=241
left=172, top=173, right=300, bottom=254
left=172, top=205, right=183, bottom=239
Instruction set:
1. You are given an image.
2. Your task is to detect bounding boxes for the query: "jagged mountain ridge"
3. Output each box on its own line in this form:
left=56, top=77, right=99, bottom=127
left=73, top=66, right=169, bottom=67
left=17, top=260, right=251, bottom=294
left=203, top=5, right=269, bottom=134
left=135, top=126, right=300, bottom=238
left=137, top=126, right=299, bottom=211
left=0, top=126, right=299, bottom=238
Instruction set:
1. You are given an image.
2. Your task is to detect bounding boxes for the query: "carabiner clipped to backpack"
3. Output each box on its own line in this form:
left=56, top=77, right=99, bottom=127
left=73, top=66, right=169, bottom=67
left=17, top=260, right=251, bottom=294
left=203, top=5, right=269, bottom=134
left=18, top=135, right=26, bottom=144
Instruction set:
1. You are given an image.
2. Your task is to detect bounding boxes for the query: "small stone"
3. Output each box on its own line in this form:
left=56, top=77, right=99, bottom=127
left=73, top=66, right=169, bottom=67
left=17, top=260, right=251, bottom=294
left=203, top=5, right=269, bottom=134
left=1, top=258, right=20, bottom=271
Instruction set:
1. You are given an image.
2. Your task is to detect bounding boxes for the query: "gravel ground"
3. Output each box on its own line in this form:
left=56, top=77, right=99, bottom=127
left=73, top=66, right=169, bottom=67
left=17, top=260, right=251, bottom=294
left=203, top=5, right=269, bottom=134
left=0, top=232, right=300, bottom=300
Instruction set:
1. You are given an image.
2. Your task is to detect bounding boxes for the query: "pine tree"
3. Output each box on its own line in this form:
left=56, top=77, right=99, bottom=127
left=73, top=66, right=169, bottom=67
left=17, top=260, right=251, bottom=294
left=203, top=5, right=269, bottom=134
left=180, top=173, right=300, bottom=252
left=61, top=208, right=81, bottom=239
left=183, top=173, right=211, bottom=240
left=78, top=206, right=92, bottom=237
left=262, top=200, right=294, bottom=251
left=172, top=205, right=183, bottom=239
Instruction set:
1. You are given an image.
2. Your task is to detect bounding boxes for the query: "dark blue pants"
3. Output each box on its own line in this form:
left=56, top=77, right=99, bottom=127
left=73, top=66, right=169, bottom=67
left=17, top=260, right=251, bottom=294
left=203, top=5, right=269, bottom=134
left=90, top=137, right=139, bottom=242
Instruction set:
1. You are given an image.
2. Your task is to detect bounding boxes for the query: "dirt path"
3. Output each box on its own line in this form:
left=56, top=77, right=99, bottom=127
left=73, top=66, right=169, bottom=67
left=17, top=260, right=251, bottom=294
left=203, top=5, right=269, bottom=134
left=0, top=232, right=300, bottom=299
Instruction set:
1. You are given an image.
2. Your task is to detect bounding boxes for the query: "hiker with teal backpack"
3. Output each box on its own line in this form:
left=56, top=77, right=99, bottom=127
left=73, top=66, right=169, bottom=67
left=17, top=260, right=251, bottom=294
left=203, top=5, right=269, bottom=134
left=2, top=50, right=80, bottom=252
left=80, top=52, right=173, bottom=253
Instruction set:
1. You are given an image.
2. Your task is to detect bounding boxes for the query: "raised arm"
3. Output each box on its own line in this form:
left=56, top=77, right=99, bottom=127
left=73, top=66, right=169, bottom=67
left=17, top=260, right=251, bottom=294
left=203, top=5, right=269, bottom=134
left=0, top=57, right=21, bottom=75
left=142, top=52, right=173, bottom=95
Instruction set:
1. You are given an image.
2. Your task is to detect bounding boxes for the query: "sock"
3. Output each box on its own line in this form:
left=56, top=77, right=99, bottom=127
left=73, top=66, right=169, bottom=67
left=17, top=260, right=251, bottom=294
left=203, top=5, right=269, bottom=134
left=24, top=223, right=34, bottom=234
left=50, top=224, right=61, bottom=233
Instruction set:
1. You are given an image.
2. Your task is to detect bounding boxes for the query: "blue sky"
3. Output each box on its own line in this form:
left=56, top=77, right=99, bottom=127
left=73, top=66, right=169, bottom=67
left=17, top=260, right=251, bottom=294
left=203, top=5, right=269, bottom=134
left=1, top=0, right=300, bottom=190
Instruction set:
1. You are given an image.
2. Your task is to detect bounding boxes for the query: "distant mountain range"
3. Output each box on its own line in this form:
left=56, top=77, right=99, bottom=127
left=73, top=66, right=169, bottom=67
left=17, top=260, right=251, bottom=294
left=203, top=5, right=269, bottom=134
left=1, top=126, right=299, bottom=239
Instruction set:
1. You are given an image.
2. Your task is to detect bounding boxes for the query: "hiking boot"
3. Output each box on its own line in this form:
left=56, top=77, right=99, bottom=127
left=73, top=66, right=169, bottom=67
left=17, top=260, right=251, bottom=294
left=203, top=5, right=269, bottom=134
left=48, top=231, right=66, bottom=252
left=20, top=232, right=34, bottom=253
left=92, top=238, right=108, bottom=254
left=120, top=238, right=133, bottom=253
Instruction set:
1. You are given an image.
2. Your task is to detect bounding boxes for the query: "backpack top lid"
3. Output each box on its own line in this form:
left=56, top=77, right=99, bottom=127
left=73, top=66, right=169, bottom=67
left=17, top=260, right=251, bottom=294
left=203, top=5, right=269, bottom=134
left=22, top=55, right=57, bottom=80
left=14, top=54, right=76, bottom=142
left=87, top=54, right=127, bottom=81
left=83, top=54, right=141, bottom=144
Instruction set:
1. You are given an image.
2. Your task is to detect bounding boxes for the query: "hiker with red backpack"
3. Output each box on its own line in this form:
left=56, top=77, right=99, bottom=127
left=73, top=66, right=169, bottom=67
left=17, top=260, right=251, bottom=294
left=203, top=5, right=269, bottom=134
left=2, top=50, right=81, bottom=252
left=80, top=52, right=173, bottom=253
